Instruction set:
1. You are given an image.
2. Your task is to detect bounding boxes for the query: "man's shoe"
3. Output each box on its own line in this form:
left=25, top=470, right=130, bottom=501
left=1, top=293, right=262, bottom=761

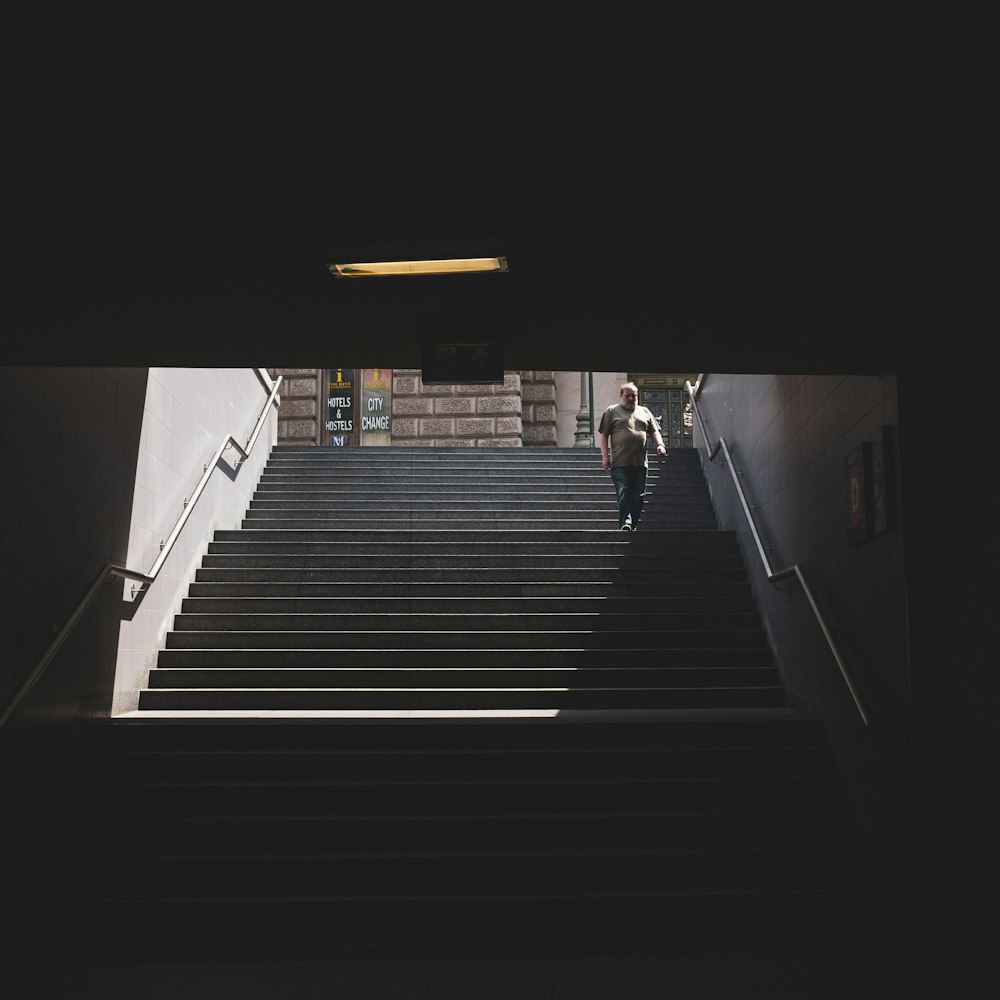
left=621, top=516, right=632, bottom=531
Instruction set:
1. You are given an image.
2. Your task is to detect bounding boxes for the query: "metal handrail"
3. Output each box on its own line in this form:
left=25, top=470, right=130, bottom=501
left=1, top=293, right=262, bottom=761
left=0, top=371, right=283, bottom=731
left=685, top=377, right=871, bottom=727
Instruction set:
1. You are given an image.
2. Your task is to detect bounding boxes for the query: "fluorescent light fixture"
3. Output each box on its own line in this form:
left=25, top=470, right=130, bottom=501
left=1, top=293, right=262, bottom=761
left=328, top=256, right=508, bottom=278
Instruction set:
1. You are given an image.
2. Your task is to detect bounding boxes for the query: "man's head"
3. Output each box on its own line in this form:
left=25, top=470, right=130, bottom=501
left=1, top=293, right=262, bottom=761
left=619, top=382, right=638, bottom=411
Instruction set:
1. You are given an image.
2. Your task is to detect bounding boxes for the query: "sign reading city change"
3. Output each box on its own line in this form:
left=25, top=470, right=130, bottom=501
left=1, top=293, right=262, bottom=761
left=360, top=368, right=392, bottom=445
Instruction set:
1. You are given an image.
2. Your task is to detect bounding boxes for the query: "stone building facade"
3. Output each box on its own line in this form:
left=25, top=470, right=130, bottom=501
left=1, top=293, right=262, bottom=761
left=267, top=368, right=322, bottom=446
left=267, top=368, right=635, bottom=447
left=390, top=369, right=523, bottom=446
left=518, top=371, right=558, bottom=445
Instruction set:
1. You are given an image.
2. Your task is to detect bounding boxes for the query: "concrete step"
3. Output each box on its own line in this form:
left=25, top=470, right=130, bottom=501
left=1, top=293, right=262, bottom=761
left=259, top=450, right=692, bottom=462
left=197, top=555, right=748, bottom=574
left=64, top=712, right=828, bottom=750
left=61, top=740, right=833, bottom=781
left=207, top=531, right=742, bottom=550
left=252, top=479, right=692, bottom=492
left=23, top=807, right=861, bottom=853
left=164, top=629, right=770, bottom=649
left=170, top=609, right=763, bottom=630
left=258, top=456, right=652, bottom=465
left=234, top=509, right=715, bottom=541
left=146, top=666, right=781, bottom=690
left=5, top=888, right=885, bottom=959
left=252, top=482, right=706, bottom=495
left=260, top=481, right=693, bottom=494
left=45, top=767, right=850, bottom=818
left=243, top=505, right=715, bottom=517
left=136, top=686, right=787, bottom=711
left=179, top=595, right=759, bottom=613
left=249, top=498, right=628, bottom=509
left=188, top=578, right=753, bottom=595
left=247, top=500, right=712, bottom=512
left=261, top=447, right=681, bottom=457
left=155, top=646, right=776, bottom=668
left=248, top=499, right=710, bottom=513
left=263, top=450, right=695, bottom=462
left=256, top=471, right=654, bottom=482
left=11, top=846, right=870, bottom=902
left=260, top=467, right=705, bottom=476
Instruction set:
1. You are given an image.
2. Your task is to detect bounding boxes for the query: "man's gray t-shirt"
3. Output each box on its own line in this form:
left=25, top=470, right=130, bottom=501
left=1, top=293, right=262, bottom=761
left=598, top=403, right=661, bottom=468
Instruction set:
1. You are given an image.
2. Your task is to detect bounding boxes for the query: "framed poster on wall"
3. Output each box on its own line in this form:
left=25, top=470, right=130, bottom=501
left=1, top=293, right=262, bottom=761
left=845, top=442, right=874, bottom=544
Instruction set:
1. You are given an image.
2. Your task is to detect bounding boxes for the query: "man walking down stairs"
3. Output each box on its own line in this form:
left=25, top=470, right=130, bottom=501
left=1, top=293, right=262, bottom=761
left=3, top=445, right=903, bottom=983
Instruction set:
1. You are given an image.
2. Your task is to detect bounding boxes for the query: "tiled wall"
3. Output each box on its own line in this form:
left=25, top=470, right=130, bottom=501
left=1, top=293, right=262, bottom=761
left=1, top=367, right=148, bottom=723
left=0, top=368, right=278, bottom=725
left=112, top=369, right=279, bottom=713
left=691, top=373, right=906, bottom=869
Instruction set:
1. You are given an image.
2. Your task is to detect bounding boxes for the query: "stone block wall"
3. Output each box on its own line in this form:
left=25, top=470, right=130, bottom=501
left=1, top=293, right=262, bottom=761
left=391, top=370, right=522, bottom=445
left=266, top=368, right=604, bottom=447
left=269, top=368, right=320, bottom=445
left=519, top=370, right=558, bottom=445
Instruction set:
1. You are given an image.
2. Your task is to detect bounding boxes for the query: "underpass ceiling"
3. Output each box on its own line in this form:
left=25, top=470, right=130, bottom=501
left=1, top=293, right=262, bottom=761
left=4, top=7, right=996, bottom=373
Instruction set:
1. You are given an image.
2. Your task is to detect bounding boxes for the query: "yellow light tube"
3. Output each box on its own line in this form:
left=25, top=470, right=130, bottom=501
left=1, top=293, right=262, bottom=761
left=328, top=256, right=508, bottom=277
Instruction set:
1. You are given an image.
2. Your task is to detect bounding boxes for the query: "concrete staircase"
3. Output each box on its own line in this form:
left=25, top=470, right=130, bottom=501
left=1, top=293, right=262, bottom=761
left=143, top=445, right=780, bottom=713
left=2, top=446, right=886, bottom=960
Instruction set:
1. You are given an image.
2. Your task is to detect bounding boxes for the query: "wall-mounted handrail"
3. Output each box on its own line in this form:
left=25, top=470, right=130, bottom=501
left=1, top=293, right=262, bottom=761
left=0, top=371, right=282, bottom=732
left=685, top=376, right=871, bottom=727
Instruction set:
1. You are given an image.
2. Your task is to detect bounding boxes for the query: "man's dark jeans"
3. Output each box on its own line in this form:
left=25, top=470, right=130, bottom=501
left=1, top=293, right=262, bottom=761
left=609, top=465, right=647, bottom=529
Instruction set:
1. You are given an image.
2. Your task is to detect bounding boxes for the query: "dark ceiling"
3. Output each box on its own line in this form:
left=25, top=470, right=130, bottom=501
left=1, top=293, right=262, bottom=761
left=4, top=6, right=997, bottom=373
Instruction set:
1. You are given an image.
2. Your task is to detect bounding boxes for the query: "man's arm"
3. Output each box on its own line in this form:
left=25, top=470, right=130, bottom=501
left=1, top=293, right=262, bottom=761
left=651, top=426, right=666, bottom=457
left=600, top=432, right=611, bottom=471
left=646, top=410, right=666, bottom=457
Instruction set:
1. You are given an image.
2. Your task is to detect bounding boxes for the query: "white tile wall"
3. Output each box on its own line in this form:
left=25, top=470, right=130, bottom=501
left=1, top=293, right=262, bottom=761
left=1, top=367, right=149, bottom=722
left=112, top=369, right=278, bottom=714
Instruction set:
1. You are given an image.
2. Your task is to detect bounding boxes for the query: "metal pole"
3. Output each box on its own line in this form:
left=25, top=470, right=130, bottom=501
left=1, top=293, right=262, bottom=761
left=588, top=371, right=595, bottom=446
left=574, top=371, right=591, bottom=446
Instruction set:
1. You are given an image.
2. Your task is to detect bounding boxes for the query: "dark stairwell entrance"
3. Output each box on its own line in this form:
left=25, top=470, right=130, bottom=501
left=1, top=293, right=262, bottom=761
left=3, top=443, right=892, bottom=963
